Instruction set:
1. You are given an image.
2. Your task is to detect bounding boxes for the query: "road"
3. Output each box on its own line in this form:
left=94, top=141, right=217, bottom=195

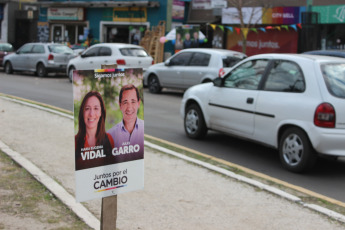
left=1, top=71, right=345, bottom=204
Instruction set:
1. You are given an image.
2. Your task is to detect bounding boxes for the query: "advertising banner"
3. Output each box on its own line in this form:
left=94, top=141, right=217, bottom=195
left=226, top=29, right=298, bottom=56
left=262, top=7, right=300, bottom=24
left=222, top=7, right=262, bottom=24
left=312, top=5, right=345, bottom=24
left=73, top=68, right=144, bottom=202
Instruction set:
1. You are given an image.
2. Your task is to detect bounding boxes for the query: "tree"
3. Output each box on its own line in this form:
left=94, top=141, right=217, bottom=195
left=226, top=0, right=273, bottom=54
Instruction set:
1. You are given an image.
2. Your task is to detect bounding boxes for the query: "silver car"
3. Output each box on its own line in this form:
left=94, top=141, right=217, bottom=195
left=3, top=43, right=75, bottom=77
left=143, top=48, right=247, bottom=93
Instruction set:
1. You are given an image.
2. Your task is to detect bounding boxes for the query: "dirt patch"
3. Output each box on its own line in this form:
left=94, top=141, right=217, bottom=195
left=0, top=150, right=92, bottom=230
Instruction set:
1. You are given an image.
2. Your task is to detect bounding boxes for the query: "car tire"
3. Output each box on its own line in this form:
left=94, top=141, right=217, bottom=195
left=184, top=104, right=207, bottom=139
left=279, top=127, right=317, bottom=173
left=68, top=66, right=75, bottom=82
left=148, top=75, right=162, bottom=94
left=4, top=62, right=13, bottom=74
left=36, top=63, right=47, bottom=78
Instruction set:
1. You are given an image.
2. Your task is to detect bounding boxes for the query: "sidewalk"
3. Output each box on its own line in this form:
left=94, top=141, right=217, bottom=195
left=0, top=95, right=345, bottom=230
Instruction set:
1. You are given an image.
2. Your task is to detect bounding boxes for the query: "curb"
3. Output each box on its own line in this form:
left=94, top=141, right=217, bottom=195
left=1, top=94, right=345, bottom=225
left=0, top=140, right=100, bottom=230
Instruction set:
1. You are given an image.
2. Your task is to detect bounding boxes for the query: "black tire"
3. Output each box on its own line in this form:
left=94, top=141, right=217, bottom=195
left=279, top=127, right=317, bottom=173
left=148, top=75, right=162, bottom=94
left=68, top=66, right=75, bottom=82
left=36, top=63, right=47, bottom=78
left=4, top=62, right=13, bottom=74
left=184, top=104, right=207, bottom=139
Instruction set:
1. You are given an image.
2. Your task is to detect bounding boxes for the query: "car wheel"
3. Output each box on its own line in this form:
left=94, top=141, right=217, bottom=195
left=36, top=63, right=47, bottom=78
left=4, top=62, right=13, bottom=74
left=68, top=66, right=75, bottom=82
left=279, top=127, right=317, bottom=173
left=184, top=104, right=207, bottom=139
left=148, top=75, right=162, bottom=94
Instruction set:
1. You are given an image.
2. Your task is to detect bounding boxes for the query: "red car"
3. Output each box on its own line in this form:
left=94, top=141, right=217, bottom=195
left=0, top=43, right=13, bottom=67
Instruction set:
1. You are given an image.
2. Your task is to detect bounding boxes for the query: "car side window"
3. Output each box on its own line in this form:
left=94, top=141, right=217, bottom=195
left=263, top=60, right=305, bottom=92
left=32, top=45, right=45, bottom=54
left=169, top=52, right=193, bottom=66
left=189, top=53, right=210, bottom=66
left=99, top=47, right=111, bottom=56
left=223, top=59, right=269, bottom=90
left=18, top=44, right=33, bottom=54
left=83, top=47, right=99, bottom=57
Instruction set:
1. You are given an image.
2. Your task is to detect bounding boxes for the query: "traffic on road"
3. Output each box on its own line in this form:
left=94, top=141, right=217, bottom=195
left=0, top=70, right=344, bottom=205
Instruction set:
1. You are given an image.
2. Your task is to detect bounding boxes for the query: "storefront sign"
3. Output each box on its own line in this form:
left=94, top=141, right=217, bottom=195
left=113, top=7, right=147, bottom=22
left=312, top=4, right=345, bottom=23
left=222, top=7, right=262, bottom=24
left=262, top=7, right=300, bottom=24
left=226, top=29, right=298, bottom=56
left=48, top=8, right=84, bottom=21
left=192, top=0, right=211, bottom=9
left=173, top=0, right=185, bottom=20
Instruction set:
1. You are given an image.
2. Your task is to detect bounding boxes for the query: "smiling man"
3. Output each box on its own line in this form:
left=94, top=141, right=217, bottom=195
left=108, top=84, right=144, bottom=163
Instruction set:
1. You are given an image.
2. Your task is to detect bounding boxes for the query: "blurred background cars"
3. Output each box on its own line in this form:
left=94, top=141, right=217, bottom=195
left=303, top=50, right=345, bottom=58
left=67, top=43, right=153, bottom=82
left=3, top=42, right=75, bottom=77
left=0, top=42, right=13, bottom=67
left=181, top=53, right=345, bottom=173
left=143, top=48, right=247, bottom=94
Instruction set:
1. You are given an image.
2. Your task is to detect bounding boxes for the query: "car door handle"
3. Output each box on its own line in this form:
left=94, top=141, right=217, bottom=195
left=247, top=97, right=254, bottom=104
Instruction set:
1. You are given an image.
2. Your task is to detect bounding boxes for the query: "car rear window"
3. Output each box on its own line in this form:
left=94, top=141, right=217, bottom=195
left=321, top=63, right=345, bottom=98
left=120, top=48, right=149, bottom=57
left=49, top=45, right=73, bottom=54
left=0, top=44, right=13, bottom=52
left=222, top=56, right=244, bottom=67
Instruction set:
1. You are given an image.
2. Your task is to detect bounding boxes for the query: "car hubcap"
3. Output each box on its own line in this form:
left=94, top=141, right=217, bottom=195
left=149, top=78, right=158, bottom=91
left=185, top=109, right=199, bottom=134
left=282, top=134, right=303, bottom=166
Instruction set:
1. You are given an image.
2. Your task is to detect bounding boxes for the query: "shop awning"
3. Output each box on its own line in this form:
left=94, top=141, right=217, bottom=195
left=37, top=1, right=160, bottom=8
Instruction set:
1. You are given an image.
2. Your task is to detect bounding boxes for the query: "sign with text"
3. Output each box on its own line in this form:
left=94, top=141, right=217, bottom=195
left=73, top=68, right=144, bottom=202
left=226, top=29, right=298, bottom=56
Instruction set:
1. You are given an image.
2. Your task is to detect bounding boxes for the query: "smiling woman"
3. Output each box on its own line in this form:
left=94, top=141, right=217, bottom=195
left=75, top=91, right=114, bottom=170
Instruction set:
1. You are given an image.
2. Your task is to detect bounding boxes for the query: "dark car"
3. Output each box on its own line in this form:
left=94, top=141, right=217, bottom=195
left=303, top=50, right=345, bottom=58
left=0, top=43, right=14, bottom=67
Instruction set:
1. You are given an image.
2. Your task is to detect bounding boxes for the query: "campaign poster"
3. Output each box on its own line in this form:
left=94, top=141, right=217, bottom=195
left=73, top=68, right=144, bottom=202
left=175, top=25, right=200, bottom=52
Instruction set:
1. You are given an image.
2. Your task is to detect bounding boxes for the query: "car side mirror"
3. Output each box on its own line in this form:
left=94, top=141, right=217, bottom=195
left=164, top=60, right=170, bottom=66
left=213, top=77, right=222, bottom=87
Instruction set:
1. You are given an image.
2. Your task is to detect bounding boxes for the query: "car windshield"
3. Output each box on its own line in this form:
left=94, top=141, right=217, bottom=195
left=321, top=63, right=345, bottom=98
left=0, top=44, right=13, bottom=52
left=120, top=48, right=149, bottom=57
left=49, top=45, right=73, bottom=54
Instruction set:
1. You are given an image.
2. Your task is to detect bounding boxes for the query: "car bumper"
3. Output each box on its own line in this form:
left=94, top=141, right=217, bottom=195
left=46, top=64, right=67, bottom=73
left=311, top=128, right=345, bottom=156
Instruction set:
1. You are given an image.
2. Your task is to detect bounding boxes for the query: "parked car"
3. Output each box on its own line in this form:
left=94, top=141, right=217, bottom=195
left=180, top=53, right=345, bottom=173
left=0, top=42, right=14, bottom=67
left=303, top=50, right=345, bottom=58
left=3, top=42, right=75, bottom=77
left=67, top=43, right=153, bottom=82
left=143, top=48, right=247, bottom=94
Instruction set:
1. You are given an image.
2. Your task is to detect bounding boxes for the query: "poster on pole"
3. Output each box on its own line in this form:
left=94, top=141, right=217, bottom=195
left=73, top=68, right=144, bottom=202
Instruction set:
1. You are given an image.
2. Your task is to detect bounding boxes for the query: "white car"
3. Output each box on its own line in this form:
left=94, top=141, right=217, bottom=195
left=67, top=43, right=153, bottom=82
left=180, top=53, right=345, bottom=173
left=143, top=48, right=247, bottom=93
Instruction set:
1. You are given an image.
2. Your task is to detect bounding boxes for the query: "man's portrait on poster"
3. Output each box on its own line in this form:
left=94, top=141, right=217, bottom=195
left=108, top=84, right=144, bottom=163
